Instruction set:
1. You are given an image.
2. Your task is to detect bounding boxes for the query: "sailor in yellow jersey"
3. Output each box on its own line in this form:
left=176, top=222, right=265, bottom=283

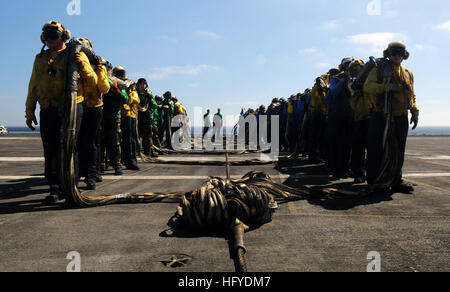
left=77, top=38, right=111, bottom=190
left=307, top=75, right=328, bottom=163
left=364, top=41, right=419, bottom=194
left=25, top=21, right=97, bottom=204
left=115, top=66, right=140, bottom=170
left=348, top=59, right=370, bottom=183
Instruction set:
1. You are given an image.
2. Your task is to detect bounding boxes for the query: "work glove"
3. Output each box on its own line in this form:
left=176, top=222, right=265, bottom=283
left=25, top=110, right=38, bottom=131
left=386, top=83, right=402, bottom=93
left=410, top=111, right=419, bottom=130
left=74, top=52, right=84, bottom=64
left=95, top=56, right=105, bottom=72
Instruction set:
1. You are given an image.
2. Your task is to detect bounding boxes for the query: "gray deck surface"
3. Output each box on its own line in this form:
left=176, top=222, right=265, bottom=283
left=0, top=134, right=449, bottom=272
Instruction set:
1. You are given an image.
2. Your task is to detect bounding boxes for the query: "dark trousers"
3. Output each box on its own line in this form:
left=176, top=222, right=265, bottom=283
left=308, top=112, right=327, bottom=160
left=130, top=118, right=138, bottom=163
left=121, top=116, right=137, bottom=166
left=351, top=119, right=369, bottom=179
left=302, top=113, right=311, bottom=156
left=287, top=119, right=298, bottom=152
left=292, top=119, right=304, bottom=155
left=79, top=107, right=103, bottom=183
left=203, top=127, right=210, bottom=138
left=158, top=122, right=165, bottom=145
left=96, top=120, right=102, bottom=175
left=101, top=118, right=121, bottom=169
left=40, top=104, right=83, bottom=189
left=328, top=115, right=353, bottom=175
left=367, top=113, right=409, bottom=186
left=160, top=115, right=172, bottom=149
left=152, top=125, right=161, bottom=149
left=138, top=114, right=153, bottom=155
left=40, top=107, right=61, bottom=188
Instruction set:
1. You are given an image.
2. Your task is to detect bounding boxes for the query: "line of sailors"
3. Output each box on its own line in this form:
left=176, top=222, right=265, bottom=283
left=25, top=21, right=188, bottom=203
left=241, top=41, right=419, bottom=194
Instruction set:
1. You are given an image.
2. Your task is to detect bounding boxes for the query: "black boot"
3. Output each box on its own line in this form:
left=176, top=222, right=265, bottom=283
left=354, top=177, right=366, bottom=184
left=125, top=163, right=140, bottom=171
left=391, top=181, right=414, bottom=194
left=84, top=179, right=96, bottom=190
left=43, top=187, right=64, bottom=205
left=114, top=167, right=123, bottom=176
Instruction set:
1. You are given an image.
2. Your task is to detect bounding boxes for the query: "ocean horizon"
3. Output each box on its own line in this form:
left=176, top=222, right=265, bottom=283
left=3, top=126, right=450, bottom=136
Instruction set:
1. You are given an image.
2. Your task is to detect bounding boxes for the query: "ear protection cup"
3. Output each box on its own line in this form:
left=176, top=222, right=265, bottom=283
left=404, top=50, right=410, bottom=60
left=61, top=27, right=71, bottom=42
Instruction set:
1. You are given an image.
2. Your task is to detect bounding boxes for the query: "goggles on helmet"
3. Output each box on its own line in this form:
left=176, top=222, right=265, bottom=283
left=43, top=30, right=63, bottom=41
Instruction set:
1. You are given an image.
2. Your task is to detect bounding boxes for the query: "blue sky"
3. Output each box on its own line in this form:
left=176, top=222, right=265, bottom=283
left=1, top=0, right=450, bottom=126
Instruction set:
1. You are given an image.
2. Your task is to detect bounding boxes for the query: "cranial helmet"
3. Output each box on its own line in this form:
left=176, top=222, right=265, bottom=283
left=41, top=21, right=71, bottom=44
left=383, top=41, right=410, bottom=60
left=113, top=66, right=126, bottom=79
left=77, top=37, right=94, bottom=50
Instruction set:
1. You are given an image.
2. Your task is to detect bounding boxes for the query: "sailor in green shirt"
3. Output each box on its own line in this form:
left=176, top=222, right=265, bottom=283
left=137, top=78, right=159, bottom=157
left=162, top=91, right=175, bottom=149
left=100, top=64, right=129, bottom=176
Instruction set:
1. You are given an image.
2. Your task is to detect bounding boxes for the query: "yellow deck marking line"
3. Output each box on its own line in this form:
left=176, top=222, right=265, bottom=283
left=404, top=178, right=450, bottom=193
left=287, top=202, right=297, bottom=215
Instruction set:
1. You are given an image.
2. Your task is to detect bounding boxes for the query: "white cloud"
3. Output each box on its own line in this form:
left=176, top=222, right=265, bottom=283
left=322, top=20, right=339, bottom=30
left=132, top=65, right=220, bottom=81
left=194, top=30, right=223, bottom=40
left=347, top=32, right=407, bottom=53
left=434, top=20, right=450, bottom=31
left=299, top=47, right=320, bottom=55
left=317, top=62, right=332, bottom=69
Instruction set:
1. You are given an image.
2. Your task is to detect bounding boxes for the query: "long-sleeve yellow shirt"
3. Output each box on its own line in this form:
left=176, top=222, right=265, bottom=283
left=26, top=48, right=97, bottom=118
left=363, top=64, right=419, bottom=117
left=349, top=81, right=372, bottom=121
left=83, top=65, right=110, bottom=108
left=309, top=84, right=328, bottom=115
left=122, top=90, right=140, bottom=119
left=175, top=103, right=189, bottom=117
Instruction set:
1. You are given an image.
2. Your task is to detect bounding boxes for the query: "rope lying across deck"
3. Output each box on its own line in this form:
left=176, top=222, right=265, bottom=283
left=66, top=171, right=361, bottom=227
